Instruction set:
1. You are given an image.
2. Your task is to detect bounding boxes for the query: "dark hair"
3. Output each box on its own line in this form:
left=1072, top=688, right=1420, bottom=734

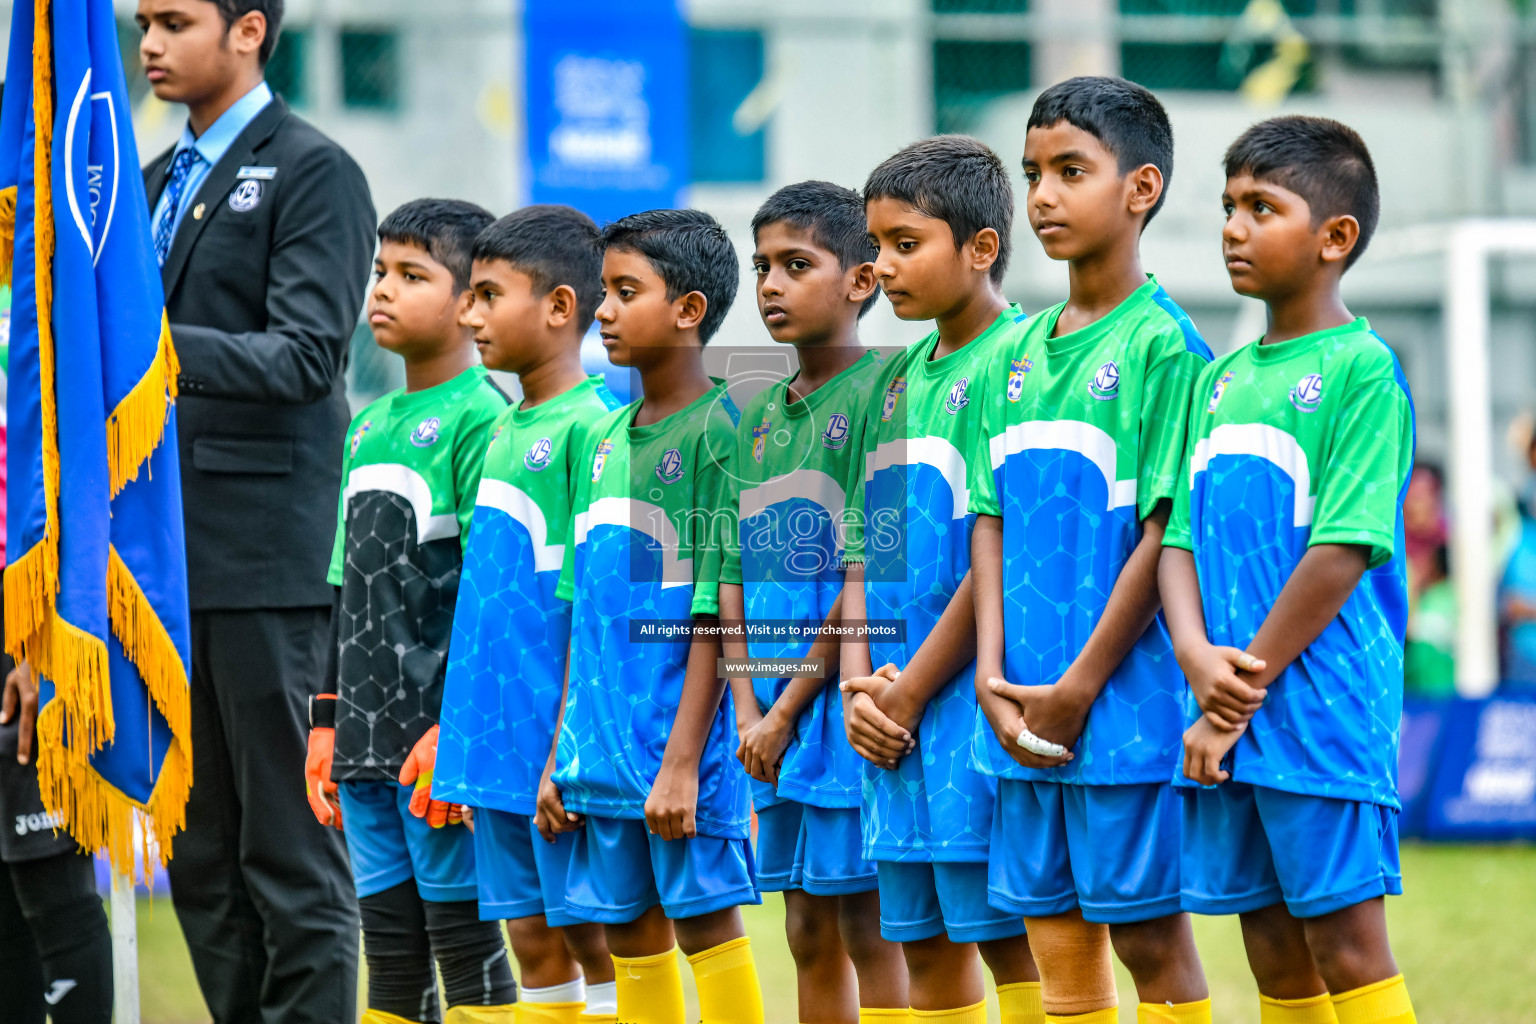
left=205, top=0, right=284, bottom=67
left=601, top=209, right=739, bottom=344
left=1223, top=116, right=1380, bottom=269
left=378, top=198, right=495, bottom=292
left=752, top=180, right=880, bottom=317
left=863, top=135, right=1013, bottom=284
left=1028, top=76, right=1175, bottom=225
left=473, top=205, right=604, bottom=326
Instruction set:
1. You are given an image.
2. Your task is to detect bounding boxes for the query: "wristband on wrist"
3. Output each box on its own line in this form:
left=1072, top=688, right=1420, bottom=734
left=309, top=693, right=337, bottom=729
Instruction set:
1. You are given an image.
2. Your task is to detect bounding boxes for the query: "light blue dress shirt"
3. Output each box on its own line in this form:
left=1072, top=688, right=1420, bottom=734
left=151, top=81, right=273, bottom=243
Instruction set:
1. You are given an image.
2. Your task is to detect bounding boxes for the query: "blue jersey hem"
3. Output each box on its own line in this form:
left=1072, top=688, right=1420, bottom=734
left=1170, top=767, right=1402, bottom=812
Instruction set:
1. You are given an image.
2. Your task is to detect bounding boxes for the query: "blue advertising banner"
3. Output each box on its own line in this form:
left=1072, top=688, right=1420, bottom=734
left=523, top=0, right=689, bottom=224
left=1397, top=698, right=1450, bottom=838
left=1424, top=696, right=1536, bottom=841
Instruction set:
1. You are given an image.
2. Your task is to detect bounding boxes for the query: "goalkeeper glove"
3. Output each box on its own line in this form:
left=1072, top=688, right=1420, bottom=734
left=399, top=725, right=464, bottom=828
left=305, top=694, right=342, bottom=829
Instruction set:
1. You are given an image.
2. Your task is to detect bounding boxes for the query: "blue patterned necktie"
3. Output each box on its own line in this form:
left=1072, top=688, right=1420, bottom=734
left=153, top=146, right=202, bottom=267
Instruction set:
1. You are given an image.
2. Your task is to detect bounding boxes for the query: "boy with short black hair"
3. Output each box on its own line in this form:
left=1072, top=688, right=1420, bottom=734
left=839, top=136, right=1042, bottom=1024
left=304, top=198, right=518, bottom=1024
left=969, top=76, right=1213, bottom=1024
left=539, top=209, right=765, bottom=1024
left=404, top=205, right=624, bottom=1024
left=1161, top=115, right=1417, bottom=1024
left=719, top=180, right=909, bottom=1024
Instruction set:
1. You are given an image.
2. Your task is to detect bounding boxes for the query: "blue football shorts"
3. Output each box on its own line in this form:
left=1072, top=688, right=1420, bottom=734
left=337, top=779, right=477, bottom=902
left=564, top=815, right=760, bottom=923
left=988, top=779, right=1183, bottom=924
left=1180, top=781, right=1402, bottom=918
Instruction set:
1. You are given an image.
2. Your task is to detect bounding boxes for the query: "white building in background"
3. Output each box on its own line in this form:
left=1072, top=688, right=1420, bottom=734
left=38, top=0, right=1536, bottom=471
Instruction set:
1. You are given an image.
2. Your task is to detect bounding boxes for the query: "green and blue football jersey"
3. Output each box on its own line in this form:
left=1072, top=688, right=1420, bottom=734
left=968, top=279, right=1212, bottom=785
left=1165, top=318, right=1415, bottom=808
left=553, top=382, right=751, bottom=839
left=721, top=350, right=885, bottom=812
left=432, top=377, right=623, bottom=814
left=847, top=307, right=1023, bottom=862
left=327, top=365, right=510, bottom=780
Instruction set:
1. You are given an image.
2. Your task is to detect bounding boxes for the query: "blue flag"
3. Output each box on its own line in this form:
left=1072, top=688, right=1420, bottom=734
left=0, top=0, right=191, bottom=878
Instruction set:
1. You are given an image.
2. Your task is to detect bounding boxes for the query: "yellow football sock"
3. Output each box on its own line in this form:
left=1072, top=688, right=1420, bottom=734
left=687, top=936, right=764, bottom=1024
left=612, top=948, right=686, bottom=1024
left=998, top=981, right=1045, bottom=1024
left=516, top=1002, right=583, bottom=1024
left=1045, top=1008, right=1119, bottom=1024
left=361, top=1012, right=422, bottom=1024
left=911, top=1000, right=987, bottom=1023
left=1331, top=975, right=1416, bottom=1024
left=444, top=1006, right=518, bottom=1023
left=1138, top=998, right=1212, bottom=1022
left=859, top=1009, right=913, bottom=1024
left=1260, top=992, right=1338, bottom=1024
left=576, top=1013, right=618, bottom=1024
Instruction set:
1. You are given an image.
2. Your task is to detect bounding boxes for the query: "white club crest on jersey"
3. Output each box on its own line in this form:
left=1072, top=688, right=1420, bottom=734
left=1088, top=360, right=1120, bottom=400
left=410, top=417, right=442, bottom=447
left=655, top=447, right=685, bottom=484
left=524, top=436, right=553, bottom=471
left=1290, top=373, right=1324, bottom=412
left=823, top=412, right=850, bottom=450
left=945, top=377, right=969, bottom=414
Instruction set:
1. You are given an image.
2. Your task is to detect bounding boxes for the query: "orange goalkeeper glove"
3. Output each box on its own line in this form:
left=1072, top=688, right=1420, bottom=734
left=305, top=695, right=342, bottom=829
left=399, top=725, right=464, bottom=828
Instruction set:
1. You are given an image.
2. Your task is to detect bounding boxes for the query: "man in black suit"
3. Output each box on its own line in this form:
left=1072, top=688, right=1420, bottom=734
left=136, top=2, right=371, bottom=1020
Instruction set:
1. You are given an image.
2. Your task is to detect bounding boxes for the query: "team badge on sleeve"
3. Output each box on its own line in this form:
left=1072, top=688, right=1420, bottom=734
left=1088, top=361, right=1120, bottom=401
left=592, top=439, right=614, bottom=481
left=1007, top=357, right=1033, bottom=402
left=1207, top=371, right=1235, bottom=413
left=752, top=420, right=771, bottom=463
left=881, top=377, right=906, bottom=422
left=822, top=413, right=849, bottom=450
left=524, top=437, right=553, bottom=471
left=1290, top=373, right=1324, bottom=413
left=945, top=377, right=969, bottom=414
left=410, top=417, right=442, bottom=447
left=350, top=419, right=372, bottom=457
left=655, top=447, right=685, bottom=484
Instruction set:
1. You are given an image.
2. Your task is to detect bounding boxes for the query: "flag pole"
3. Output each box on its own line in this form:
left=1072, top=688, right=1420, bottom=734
left=110, top=866, right=140, bottom=1024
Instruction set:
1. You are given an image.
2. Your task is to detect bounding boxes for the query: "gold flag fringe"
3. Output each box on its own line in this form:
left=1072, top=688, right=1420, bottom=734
left=107, top=547, right=191, bottom=747
left=35, top=701, right=191, bottom=885
left=106, top=314, right=179, bottom=496
left=0, top=184, right=16, bottom=287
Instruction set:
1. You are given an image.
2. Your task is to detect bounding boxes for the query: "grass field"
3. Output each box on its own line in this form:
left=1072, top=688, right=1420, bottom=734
left=131, top=843, right=1536, bottom=1023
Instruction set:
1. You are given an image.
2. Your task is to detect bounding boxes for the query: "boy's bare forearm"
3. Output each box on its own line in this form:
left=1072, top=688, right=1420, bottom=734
left=971, top=515, right=1006, bottom=684
left=898, top=571, right=977, bottom=708
left=661, top=616, right=727, bottom=768
left=545, top=636, right=573, bottom=775
left=719, top=584, right=757, bottom=722
left=1055, top=504, right=1170, bottom=704
left=767, top=592, right=844, bottom=722
left=1242, top=543, right=1369, bottom=691
left=1158, top=546, right=1208, bottom=653
left=840, top=562, right=874, bottom=680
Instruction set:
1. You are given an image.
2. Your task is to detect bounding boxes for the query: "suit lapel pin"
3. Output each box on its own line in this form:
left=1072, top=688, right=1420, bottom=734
left=192, top=203, right=206, bottom=220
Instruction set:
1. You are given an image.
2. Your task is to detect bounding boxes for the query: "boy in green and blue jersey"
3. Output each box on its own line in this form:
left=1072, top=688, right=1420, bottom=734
left=970, top=77, right=1212, bottom=1024
left=1161, top=116, right=1418, bottom=1024
left=719, top=180, right=909, bottom=1024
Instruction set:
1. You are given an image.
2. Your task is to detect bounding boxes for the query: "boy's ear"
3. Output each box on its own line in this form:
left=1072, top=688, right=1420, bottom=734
left=1318, top=214, right=1361, bottom=266
left=674, top=290, right=709, bottom=333
left=1126, top=163, right=1165, bottom=218
left=228, top=10, right=267, bottom=60
left=453, top=286, right=476, bottom=323
left=847, top=262, right=879, bottom=306
left=967, top=227, right=1001, bottom=273
left=545, top=284, right=578, bottom=329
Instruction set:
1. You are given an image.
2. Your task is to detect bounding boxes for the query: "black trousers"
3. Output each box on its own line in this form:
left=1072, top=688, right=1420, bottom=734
left=168, top=607, right=358, bottom=1024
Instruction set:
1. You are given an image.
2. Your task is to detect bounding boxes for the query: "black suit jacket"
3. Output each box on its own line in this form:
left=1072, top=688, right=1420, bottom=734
left=145, top=97, right=375, bottom=611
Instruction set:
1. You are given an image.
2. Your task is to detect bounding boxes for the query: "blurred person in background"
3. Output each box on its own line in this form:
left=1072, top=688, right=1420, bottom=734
left=1500, top=418, right=1536, bottom=691
left=1403, top=464, right=1458, bottom=696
